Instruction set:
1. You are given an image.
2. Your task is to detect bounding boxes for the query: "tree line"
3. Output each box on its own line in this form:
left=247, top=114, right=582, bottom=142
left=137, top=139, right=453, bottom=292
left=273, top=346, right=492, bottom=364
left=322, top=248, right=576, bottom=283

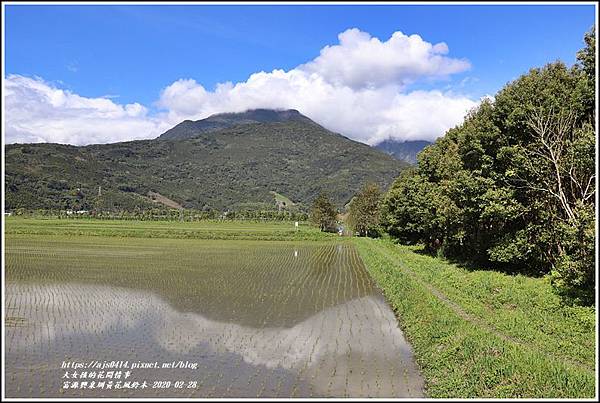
left=312, top=28, right=595, bottom=305
left=10, top=208, right=309, bottom=222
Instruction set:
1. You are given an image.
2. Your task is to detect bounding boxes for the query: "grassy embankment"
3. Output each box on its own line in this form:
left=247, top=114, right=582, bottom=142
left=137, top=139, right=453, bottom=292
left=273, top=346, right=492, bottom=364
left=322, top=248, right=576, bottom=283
left=4, top=217, right=338, bottom=241
left=353, top=237, right=596, bottom=398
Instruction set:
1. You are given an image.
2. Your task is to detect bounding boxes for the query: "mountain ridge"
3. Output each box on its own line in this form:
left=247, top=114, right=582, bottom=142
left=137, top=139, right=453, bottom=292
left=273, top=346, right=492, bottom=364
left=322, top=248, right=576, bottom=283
left=374, top=139, right=432, bottom=164
left=159, top=108, right=318, bottom=141
left=6, top=114, right=408, bottom=212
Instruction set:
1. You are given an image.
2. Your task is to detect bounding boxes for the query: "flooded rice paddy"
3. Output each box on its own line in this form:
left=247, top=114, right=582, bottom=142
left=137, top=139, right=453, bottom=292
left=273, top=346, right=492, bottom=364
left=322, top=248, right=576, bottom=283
left=5, top=235, right=424, bottom=397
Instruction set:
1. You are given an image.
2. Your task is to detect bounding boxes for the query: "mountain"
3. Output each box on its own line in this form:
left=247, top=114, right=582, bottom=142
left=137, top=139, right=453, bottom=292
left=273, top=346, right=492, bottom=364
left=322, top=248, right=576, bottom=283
left=159, top=109, right=316, bottom=140
left=6, top=111, right=408, bottom=212
left=374, top=139, right=432, bottom=165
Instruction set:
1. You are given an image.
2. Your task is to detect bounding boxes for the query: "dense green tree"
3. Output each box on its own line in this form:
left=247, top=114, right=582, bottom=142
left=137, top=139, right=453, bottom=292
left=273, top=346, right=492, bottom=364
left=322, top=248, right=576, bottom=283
left=347, top=183, right=382, bottom=237
left=577, top=27, right=596, bottom=84
left=311, top=192, right=338, bottom=232
left=380, top=168, right=460, bottom=253
left=380, top=28, right=596, bottom=304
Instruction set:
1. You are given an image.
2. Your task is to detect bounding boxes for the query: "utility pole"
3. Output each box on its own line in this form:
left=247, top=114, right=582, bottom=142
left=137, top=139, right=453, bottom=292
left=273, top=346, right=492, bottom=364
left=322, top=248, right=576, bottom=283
left=98, top=186, right=102, bottom=197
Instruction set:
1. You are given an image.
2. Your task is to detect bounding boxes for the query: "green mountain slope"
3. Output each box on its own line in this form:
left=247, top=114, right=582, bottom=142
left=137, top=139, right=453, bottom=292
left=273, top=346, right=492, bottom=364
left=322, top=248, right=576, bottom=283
left=6, top=117, right=408, bottom=212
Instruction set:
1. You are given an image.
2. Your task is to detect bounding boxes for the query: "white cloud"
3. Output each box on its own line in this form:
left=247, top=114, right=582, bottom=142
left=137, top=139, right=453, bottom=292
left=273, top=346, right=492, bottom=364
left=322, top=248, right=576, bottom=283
left=4, top=75, right=170, bottom=145
left=157, top=69, right=477, bottom=144
left=299, top=28, right=470, bottom=89
left=5, top=28, right=478, bottom=146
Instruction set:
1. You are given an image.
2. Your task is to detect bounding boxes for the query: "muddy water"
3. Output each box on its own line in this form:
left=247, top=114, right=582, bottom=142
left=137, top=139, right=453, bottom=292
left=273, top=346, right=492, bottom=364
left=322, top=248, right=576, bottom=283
left=5, top=237, right=424, bottom=397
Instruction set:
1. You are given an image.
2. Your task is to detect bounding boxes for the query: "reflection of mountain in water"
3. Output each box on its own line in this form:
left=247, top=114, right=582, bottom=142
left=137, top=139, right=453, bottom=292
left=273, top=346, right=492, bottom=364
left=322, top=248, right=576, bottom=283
left=5, top=282, right=424, bottom=397
left=6, top=240, right=375, bottom=328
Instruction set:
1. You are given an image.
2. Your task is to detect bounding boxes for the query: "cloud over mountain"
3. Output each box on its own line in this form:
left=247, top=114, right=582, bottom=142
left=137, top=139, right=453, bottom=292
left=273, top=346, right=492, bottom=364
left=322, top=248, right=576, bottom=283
left=5, top=28, right=478, bottom=145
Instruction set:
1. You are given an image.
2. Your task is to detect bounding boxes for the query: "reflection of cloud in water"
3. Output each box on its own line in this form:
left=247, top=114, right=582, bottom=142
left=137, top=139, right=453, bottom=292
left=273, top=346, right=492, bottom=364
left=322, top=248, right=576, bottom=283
left=6, top=283, right=152, bottom=350
left=157, top=294, right=406, bottom=369
left=6, top=283, right=423, bottom=397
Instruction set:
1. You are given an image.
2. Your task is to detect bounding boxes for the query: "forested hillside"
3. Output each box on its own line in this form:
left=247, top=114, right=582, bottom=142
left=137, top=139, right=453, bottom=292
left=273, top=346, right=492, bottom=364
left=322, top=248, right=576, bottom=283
left=379, top=28, right=596, bottom=304
left=6, top=118, right=407, bottom=212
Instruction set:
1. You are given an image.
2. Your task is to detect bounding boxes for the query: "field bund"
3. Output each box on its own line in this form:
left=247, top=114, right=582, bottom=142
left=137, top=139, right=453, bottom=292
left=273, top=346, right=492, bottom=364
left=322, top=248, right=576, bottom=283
left=4, top=218, right=424, bottom=398
left=353, top=238, right=596, bottom=398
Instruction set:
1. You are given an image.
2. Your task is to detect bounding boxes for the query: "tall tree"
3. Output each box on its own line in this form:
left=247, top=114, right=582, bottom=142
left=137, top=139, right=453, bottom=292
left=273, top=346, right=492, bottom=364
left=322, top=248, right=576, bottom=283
left=380, top=28, right=596, bottom=304
left=311, top=192, right=337, bottom=232
left=347, top=183, right=382, bottom=237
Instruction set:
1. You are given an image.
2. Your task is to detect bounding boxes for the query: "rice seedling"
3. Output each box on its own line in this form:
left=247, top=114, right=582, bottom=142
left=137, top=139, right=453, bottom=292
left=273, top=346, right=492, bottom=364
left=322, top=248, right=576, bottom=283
left=5, top=225, right=423, bottom=398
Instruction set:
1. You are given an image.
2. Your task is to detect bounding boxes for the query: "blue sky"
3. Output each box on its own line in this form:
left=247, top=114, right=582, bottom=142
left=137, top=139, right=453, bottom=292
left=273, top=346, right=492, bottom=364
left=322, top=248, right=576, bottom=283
left=4, top=3, right=596, bottom=145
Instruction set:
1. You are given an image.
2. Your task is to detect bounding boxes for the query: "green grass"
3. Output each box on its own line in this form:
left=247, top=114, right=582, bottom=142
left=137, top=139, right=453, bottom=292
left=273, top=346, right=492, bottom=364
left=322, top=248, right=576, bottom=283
left=353, top=237, right=596, bottom=398
left=270, top=190, right=296, bottom=206
left=4, top=217, right=338, bottom=241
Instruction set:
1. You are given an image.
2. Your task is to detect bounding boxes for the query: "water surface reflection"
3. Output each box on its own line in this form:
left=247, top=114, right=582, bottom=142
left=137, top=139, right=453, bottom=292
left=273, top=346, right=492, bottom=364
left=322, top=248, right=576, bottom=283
left=5, top=238, right=423, bottom=397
